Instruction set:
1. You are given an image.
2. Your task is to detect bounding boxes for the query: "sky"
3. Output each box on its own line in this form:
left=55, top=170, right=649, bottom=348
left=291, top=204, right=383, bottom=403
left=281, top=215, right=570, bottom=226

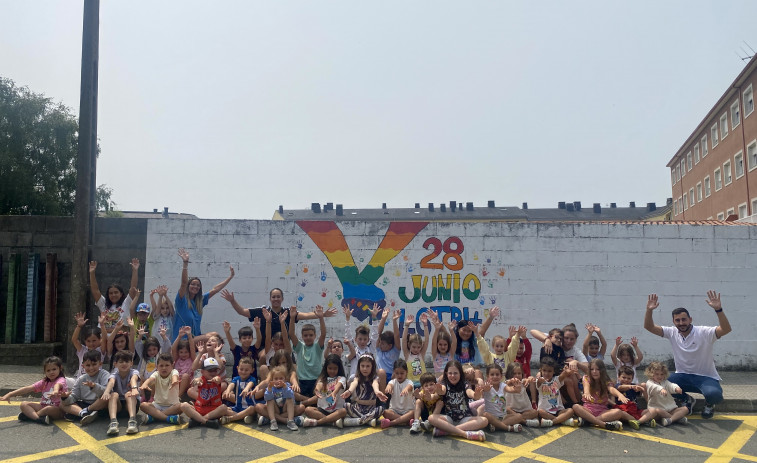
left=2, top=1, right=757, bottom=220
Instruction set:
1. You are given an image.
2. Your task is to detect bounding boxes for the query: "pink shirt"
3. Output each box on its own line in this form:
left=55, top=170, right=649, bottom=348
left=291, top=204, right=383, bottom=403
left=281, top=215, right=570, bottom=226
left=33, top=377, right=67, bottom=407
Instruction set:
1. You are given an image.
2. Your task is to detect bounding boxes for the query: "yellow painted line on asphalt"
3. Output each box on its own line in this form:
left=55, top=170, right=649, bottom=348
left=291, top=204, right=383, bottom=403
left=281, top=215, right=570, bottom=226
left=105, top=423, right=187, bottom=443
left=0, top=445, right=84, bottom=463
left=54, top=420, right=129, bottom=463
left=0, top=416, right=19, bottom=423
left=463, top=426, right=578, bottom=463
left=227, top=423, right=381, bottom=463
left=703, top=416, right=757, bottom=463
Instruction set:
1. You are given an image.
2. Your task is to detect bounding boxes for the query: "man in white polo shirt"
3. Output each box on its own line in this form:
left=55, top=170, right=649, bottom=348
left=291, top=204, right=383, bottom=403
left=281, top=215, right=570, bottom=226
left=643, top=290, right=732, bottom=419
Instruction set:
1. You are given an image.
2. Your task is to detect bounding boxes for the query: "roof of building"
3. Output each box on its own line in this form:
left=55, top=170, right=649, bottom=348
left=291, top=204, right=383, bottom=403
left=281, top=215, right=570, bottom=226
left=272, top=201, right=676, bottom=223
left=101, top=209, right=198, bottom=219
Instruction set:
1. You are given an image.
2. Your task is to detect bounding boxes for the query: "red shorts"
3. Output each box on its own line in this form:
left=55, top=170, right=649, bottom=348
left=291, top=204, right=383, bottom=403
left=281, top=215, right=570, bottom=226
left=616, top=402, right=642, bottom=420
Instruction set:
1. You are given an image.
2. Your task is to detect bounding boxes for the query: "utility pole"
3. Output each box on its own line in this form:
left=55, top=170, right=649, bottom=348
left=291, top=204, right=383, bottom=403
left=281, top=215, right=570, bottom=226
left=69, top=0, right=99, bottom=364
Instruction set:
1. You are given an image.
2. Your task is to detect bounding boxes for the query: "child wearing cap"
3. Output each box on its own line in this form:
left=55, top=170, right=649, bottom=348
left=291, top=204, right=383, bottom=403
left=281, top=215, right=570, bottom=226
left=132, top=302, right=154, bottom=342
left=179, top=357, right=227, bottom=428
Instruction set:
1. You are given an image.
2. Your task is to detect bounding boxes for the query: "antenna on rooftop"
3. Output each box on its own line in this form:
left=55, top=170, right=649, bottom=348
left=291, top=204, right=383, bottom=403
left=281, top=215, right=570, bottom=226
left=744, top=41, right=756, bottom=55
left=737, top=43, right=753, bottom=62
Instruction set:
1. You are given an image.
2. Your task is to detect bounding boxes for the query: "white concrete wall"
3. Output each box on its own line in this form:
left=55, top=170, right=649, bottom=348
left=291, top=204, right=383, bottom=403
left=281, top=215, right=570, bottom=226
left=144, top=219, right=756, bottom=369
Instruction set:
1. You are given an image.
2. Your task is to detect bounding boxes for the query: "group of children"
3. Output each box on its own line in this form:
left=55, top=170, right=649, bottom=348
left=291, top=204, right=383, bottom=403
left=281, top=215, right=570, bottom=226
left=0, top=258, right=692, bottom=439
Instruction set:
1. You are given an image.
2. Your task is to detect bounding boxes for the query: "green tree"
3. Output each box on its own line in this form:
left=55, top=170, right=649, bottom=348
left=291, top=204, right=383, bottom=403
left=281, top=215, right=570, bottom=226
left=0, top=77, right=114, bottom=216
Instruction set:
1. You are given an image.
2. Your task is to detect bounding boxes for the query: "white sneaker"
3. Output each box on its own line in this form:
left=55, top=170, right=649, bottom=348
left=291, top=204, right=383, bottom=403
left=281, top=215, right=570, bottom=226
left=219, top=416, right=231, bottom=425
left=259, top=416, right=270, bottom=426
left=334, top=418, right=344, bottom=428
left=540, top=419, right=553, bottom=427
left=107, top=420, right=119, bottom=436
left=243, top=415, right=255, bottom=424
left=410, top=420, right=421, bottom=434
left=525, top=419, right=540, bottom=427
left=302, top=417, right=317, bottom=427
left=678, top=417, right=688, bottom=425
left=270, top=420, right=279, bottom=431
left=286, top=420, right=298, bottom=431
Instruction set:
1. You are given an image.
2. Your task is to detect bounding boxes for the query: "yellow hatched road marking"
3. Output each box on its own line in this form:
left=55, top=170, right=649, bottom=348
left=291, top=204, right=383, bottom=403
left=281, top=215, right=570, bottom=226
left=53, top=421, right=129, bottom=463
left=704, top=416, right=757, bottom=463
left=225, top=423, right=383, bottom=463
left=0, top=445, right=84, bottom=463
left=462, top=426, right=578, bottom=463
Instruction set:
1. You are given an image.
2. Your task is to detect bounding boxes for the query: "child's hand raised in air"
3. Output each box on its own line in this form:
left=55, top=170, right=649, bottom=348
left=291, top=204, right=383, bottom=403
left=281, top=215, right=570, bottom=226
left=615, top=336, right=623, bottom=346
left=508, top=325, right=518, bottom=338
left=195, top=341, right=205, bottom=355
left=342, top=303, right=351, bottom=320
left=517, top=325, right=527, bottom=338
left=252, top=317, right=261, bottom=330
left=631, top=337, right=639, bottom=347
left=262, top=308, right=272, bottom=323
left=222, top=320, right=231, bottom=333
left=369, top=303, right=382, bottom=320
left=74, top=312, right=87, bottom=327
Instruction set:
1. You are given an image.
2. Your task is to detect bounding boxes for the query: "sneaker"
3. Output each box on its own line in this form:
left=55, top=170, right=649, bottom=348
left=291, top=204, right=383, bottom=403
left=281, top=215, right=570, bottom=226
left=525, top=419, right=540, bottom=427
left=647, top=419, right=657, bottom=428
left=270, top=420, right=279, bottom=431
left=380, top=418, right=391, bottom=429
left=205, top=419, right=220, bottom=429
left=682, top=394, right=696, bottom=416
left=166, top=415, right=181, bottom=425
left=17, top=413, right=31, bottom=422
left=79, top=410, right=98, bottom=427
left=126, top=418, right=138, bottom=434
left=286, top=420, right=298, bottom=431
left=303, top=417, right=318, bottom=427
left=136, top=412, right=151, bottom=425
left=489, top=424, right=496, bottom=433
left=661, top=418, right=672, bottom=427
left=334, top=418, right=344, bottom=428
left=409, top=420, right=422, bottom=434
left=258, top=416, right=270, bottom=426
left=343, top=418, right=362, bottom=427
left=540, top=419, right=553, bottom=428
left=420, top=420, right=431, bottom=432
left=563, top=418, right=581, bottom=427
left=678, top=417, right=688, bottom=425
left=627, top=419, right=640, bottom=430
left=702, top=403, right=715, bottom=419
left=605, top=421, right=623, bottom=431
left=187, top=418, right=201, bottom=428
left=178, top=414, right=190, bottom=424
left=510, top=424, right=523, bottom=432
left=219, top=416, right=231, bottom=425
left=293, top=416, right=304, bottom=427
left=37, top=415, right=51, bottom=425
left=466, top=430, right=486, bottom=441
left=432, top=427, right=448, bottom=438
left=244, top=415, right=255, bottom=424
left=107, top=420, right=119, bottom=436
left=368, top=418, right=378, bottom=427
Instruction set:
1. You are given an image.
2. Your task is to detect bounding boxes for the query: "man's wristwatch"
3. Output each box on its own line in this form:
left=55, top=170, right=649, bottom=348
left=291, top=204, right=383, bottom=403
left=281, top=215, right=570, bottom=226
left=715, top=308, right=723, bottom=313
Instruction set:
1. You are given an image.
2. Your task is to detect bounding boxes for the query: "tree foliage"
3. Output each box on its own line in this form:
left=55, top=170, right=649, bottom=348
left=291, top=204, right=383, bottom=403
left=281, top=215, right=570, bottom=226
left=0, top=77, right=115, bottom=215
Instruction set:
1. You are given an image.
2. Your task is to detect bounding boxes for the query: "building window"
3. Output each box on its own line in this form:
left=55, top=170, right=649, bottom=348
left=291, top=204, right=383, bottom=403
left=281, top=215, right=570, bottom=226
left=687, top=152, right=692, bottom=171
left=715, top=168, right=722, bottom=191
left=676, top=164, right=681, bottom=181
left=738, top=203, right=748, bottom=219
left=720, top=113, right=728, bottom=139
left=732, top=99, right=741, bottom=129
left=689, top=188, right=695, bottom=206
left=694, top=144, right=700, bottom=164
left=678, top=198, right=683, bottom=215
left=673, top=200, right=678, bottom=216
left=724, top=161, right=732, bottom=185
left=704, top=175, right=711, bottom=197
left=735, top=151, right=744, bottom=179
left=671, top=169, right=676, bottom=185
left=717, top=212, right=725, bottom=220
left=702, top=135, right=709, bottom=157
left=683, top=193, right=689, bottom=210
left=711, top=123, right=719, bottom=148
left=744, top=84, right=754, bottom=118
left=681, top=160, right=686, bottom=177
left=727, top=207, right=735, bottom=218
left=697, top=182, right=703, bottom=202
left=752, top=198, right=757, bottom=216
left=748, top=140, right=757, bottom=171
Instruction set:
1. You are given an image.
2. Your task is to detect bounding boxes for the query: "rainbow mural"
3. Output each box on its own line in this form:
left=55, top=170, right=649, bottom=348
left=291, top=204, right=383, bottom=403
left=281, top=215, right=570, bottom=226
left=296, top=221, right=428, bottom=321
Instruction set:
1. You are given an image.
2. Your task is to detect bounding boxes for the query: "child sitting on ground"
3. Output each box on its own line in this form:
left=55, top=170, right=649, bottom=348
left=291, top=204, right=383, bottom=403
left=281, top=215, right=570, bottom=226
left=375, top=307, right=401, bottom=387
left=503, top=362, right=539, bottom=427
left=483, top=363, right=523, bottom=432
left=60, top=350, right=110, bottom=425
left=262, top=365, right=299, bottom=431
left=479, top=325, right=525, bottom=370
left=171, top=326, right=196, bottom=397
left=71, top=312, right=106, bottom=377
left=1, top=356, right=67, bottom=425
left=341, top=353, right=387, bottom=427
left=102, top=350, right=141, bottom=436
left=302, top=354, right=348, bottom=427
left=571, top=359, right=634, bottom=431
left=409, top=373, right=439, bottom=434
left=380, top=359, right=415, bottom=428
left=535, top=356, right=576, bottom=427
left=179, top=357, right=227, bottom=428
left=644, top=361, right=689, bottom=426
left=220, top=357, right=258, bottom=425
left=615, top=365, right=657, bottom=427
left=138, top=353, right=184, bottom=426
